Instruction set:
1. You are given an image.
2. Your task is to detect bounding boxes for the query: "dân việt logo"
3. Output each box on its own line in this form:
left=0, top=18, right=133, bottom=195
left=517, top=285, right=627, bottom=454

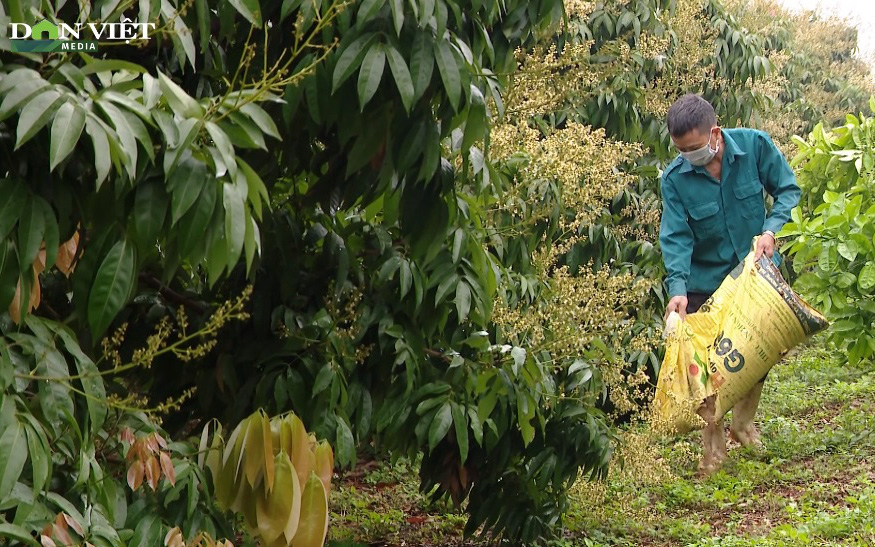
left=8, top=17, right=155, bottom=53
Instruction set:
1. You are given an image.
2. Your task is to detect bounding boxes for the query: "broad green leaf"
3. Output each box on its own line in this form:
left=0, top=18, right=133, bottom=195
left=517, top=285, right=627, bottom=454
left=357, top=44, right=386, bottom=110
left=292, top=473, right=329, bottom=547
left=223, top=182, right=246, bottom=270
left=334, top=418, right=355, bottom=468
left=237, top=157, right=270, bottom=220
left=170, top=154, right=210, bottom=224
left=206, top=215, right=230, bottom=287
left=332, top=32, right=378, bottom=92
left=55, top=326, right=108, bottom=432
left=228, top=0, right=262, bottom=26
left=17, top=195, right=46, bottom=271
left=240, top=102, right=281, bottom=140
left=223, top=112, right=266, bottom=149
left=23, top=419, right=48, bottom=492
left=128, top=513, right=158, bottom=547
left=178, top=180, right=218, bottom=259
left=358, top=0, right=382, bottom=22
left=0, top=179, right=27, bottom=240
left=434, top=40, right=460, bottom=110
left=455, top=281, right=471, bottom=321
left=818, top=243, right=837, bottom=273
left=99, top=99, right=155, bottom=162
left=50, top=102, right=86, bottom=170
left=0, top=78, right=49, bottom=122
left=163, top=118, right=202, bottom=176
left=451, top=402, right=468, bottom=464
left=206, top=121, right=238, bottom=178
left=462, top=85, right=487, bottom=150
left=385, top=44, right=414, bottom=113
left=410, top=33, right=434, bottom=101
left=133, top=182, right=168, bottom=247
left=157, top=71, right=205, bottom=118
left=38, top=198, right=59, bottom=271
left=0, top=242, right=19, bottom=312
left=859, top=262, right=875, bottom=291
left=96, top=101, right=139, bottom=179
left=256, top=452, right=301, bottom=544
left=15, top=89, right=63, bottom=149
left=399, top=260, right=412, bottom=299
left=428, top=402, right=452, bottom=451
left=244, top=211, right=260, bottom=274
left=837, top=240, right=858, bottom=262
left=85, top=116, right=112, bottom=189
left=0, top=523, right=39, bottom=545
left=0, top=420, right=26, bottom=499
left=80, top=59, right=148, bottom=75
left=196, top=0, right=210, bottom=52
left=87, top=238, right=136, bottom=338
left=37, top=349, right=75, bottom=436
left=389, top=0, right=404, bottom=35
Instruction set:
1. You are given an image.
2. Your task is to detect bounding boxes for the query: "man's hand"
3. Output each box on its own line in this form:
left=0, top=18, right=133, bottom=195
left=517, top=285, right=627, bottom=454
left=665, top=295, right=689, bottom=321
left=754, top=232, right=776, bottom=260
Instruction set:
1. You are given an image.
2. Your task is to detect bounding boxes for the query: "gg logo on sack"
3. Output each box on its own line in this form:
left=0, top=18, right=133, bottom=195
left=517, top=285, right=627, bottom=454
left=714, top=332, right=745, bottom=373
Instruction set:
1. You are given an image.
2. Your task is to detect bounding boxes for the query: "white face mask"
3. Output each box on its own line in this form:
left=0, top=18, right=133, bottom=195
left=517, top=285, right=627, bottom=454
left=680, top=129, right=720, bottom=166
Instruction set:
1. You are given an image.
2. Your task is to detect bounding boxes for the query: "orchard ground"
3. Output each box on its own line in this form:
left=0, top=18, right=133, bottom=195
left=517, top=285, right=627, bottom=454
left=327, top=339, right=875, bottom=546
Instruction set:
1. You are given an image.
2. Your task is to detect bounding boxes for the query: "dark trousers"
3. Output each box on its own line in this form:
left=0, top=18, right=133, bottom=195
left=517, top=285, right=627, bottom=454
left=686, top=292, right=712, bottom=315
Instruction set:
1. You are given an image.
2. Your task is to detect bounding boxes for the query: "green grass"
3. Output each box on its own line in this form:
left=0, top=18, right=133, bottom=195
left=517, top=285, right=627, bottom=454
left=327, top=342, right=875, bottom=546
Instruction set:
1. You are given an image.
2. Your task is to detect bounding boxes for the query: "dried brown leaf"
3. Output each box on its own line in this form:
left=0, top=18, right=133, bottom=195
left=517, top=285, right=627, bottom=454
left=160, top=451, right=176, bottom=486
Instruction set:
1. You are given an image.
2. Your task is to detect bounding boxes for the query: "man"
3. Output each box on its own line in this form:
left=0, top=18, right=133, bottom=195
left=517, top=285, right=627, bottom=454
left=658, top=94, right=800, bottom=474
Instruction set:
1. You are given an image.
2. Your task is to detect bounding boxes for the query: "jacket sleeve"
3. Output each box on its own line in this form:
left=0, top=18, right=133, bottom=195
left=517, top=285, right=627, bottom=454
left=756, top=131, right=801, bottom=234
left=659, top=174, right=693, bottom=297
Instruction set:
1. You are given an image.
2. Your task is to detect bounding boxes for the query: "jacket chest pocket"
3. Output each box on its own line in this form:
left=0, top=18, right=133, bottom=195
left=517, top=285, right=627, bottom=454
left=688, top=201, right=722, bottom=240
left=734, top=179, right=764, bottom=219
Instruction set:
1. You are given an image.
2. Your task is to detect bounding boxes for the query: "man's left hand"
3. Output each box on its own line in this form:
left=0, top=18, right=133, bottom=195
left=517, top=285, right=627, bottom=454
left=754, top=232, right=775, bottom=260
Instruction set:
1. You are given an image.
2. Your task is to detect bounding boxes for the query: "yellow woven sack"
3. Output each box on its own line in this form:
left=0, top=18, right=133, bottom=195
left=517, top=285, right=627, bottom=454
left=653, top=237, right=829, bottom=433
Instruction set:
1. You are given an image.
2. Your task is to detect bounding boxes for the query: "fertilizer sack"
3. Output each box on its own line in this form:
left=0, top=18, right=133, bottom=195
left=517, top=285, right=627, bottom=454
left=653, top=238, right=828, bottom=433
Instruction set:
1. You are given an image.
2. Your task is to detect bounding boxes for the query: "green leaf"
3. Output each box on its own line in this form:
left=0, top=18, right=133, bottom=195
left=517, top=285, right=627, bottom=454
left=332, top=32, right=378, bottom=92
left=196, top=0, right=210, bottom=52
left=0, top=78, right=49, bottom=122
left=178, top=180, right=218, bottom=259
left=428, top=402, right=452, bottom=451
left=157, top=71, right=205, bottom=118
left=133, top=182, right=168, bottom=247
left=37, top=349, right=75, bottom=436
left=206, top=121, right=238, bottom=178
left=837, top=240, right=858, bottom=262
left=334, top=418, right=355, bottom=468
left=23, top=418, right=48, bottom=492
left=410, top=33, right=434, bottom=101
left=859, top=262, right=875, bottom=291
left=56, top=326, right=108, bottom=432
left=455, top=281, right=471, bottom=321
left=80, top=59, right=148, bottom=75
left=85, top=116, right=112, bottom=189
left=38, top=199, right=59, bottom=271
left=434, top=40, right=460, bottom=111
left=244, top=211, right=259, bottom=274
left=451, top=402, right=468, bottom=464
left=163, top=119, right=203, bottom=176
left=357, top=0, right=382, bottom=22
left=87, top=238, right=136, bottom=339
left=239, top=102, right=281, bottom=140
left=293, top=473, right=329, bottom=546
left=399, top=260, right=412, bottom=299
left=0, top=523, right=39, bottom=545
left=17, top=195, right=46, bottom=271
left=223, top=182, right=246, bottom=270
left=385, top=44, right=415, bottom=113
left=228, top=0, right=262, bottom=26
left=462, top=85, right=487, bottom=150
left=0, top=242, right=19, bottom=312
left=0, top=179, right=27, bottom=241
left=16, top=89, right=63, bottom=149
left=357, top=44, right=386, bottom=110
left=0, top=420, right=26, bottom=499
left=49, top=102, right=86, bottom=171
left=170, top=154, right=210, bottom=224
left=237, top=158, right=270, bottom=220
left=818, top=243, right=837, bottom=273
left=389, top=0, right=404, bottom=35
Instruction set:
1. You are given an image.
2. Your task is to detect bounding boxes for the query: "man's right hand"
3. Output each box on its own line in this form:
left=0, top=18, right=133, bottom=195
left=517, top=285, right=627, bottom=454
left=665, top=295, right=689, bottom=321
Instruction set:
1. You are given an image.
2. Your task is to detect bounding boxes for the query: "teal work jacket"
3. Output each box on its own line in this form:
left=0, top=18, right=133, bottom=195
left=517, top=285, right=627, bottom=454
left=658, top=128, right=801, bottom=297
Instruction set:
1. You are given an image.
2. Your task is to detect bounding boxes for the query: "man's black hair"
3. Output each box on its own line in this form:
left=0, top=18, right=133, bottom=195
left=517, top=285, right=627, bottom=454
left=666, top=94, right=717, bottom=137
